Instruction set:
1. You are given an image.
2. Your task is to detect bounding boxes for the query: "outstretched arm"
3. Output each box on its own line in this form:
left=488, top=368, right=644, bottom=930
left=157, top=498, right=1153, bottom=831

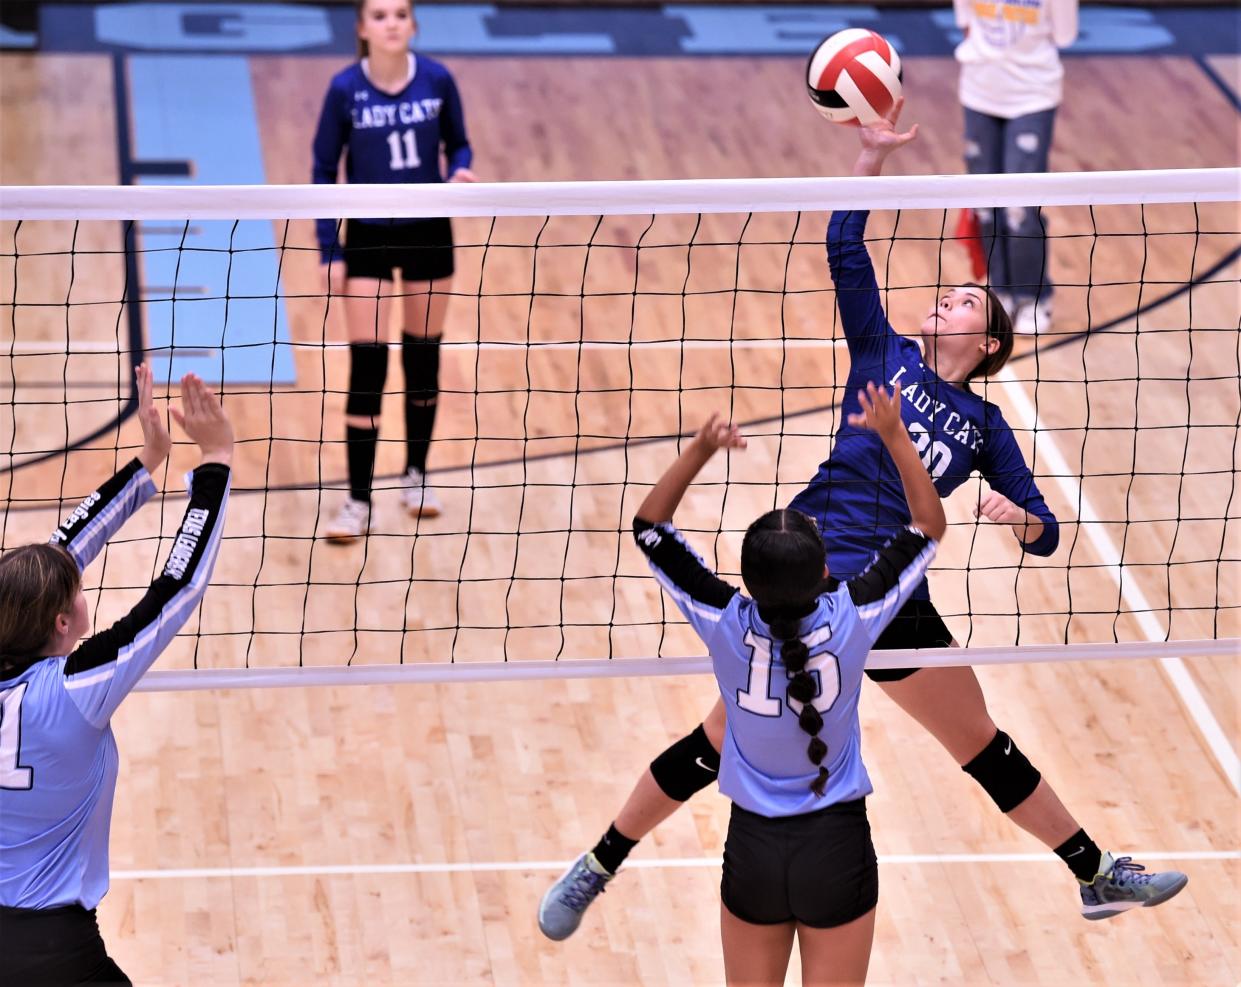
left=50, top=365, right=170, bottom=571
left=635, top=414, right=746, bottom=524
left=830, top=100, right=919, bottom=362
left=633, top=415, right=746, bottom=641
left=64, top=375, right=235, bottom=726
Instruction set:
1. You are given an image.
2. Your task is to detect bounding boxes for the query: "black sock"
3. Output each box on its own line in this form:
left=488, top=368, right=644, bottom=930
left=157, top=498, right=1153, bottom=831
left=345, top=425, right=379, bottom=503
left=1054, top=829, right=1103, bottom=882
left=402, top=333, right=440, bottom=474
left=405, top=401, right=437, bottom=474
left=591, top=823, right=638, bottom=876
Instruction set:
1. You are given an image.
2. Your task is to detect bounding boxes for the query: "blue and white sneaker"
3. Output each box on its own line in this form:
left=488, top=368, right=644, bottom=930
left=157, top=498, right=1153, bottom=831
left=538, top=852, right=614, bottom=941
left=1080, top=852, right=1188, bottom=920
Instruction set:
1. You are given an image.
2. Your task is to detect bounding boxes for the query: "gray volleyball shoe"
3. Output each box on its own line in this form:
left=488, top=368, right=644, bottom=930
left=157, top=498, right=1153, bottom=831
left=1080, top=852, right=1188, bottom=920
left=537, top=852, right=614, bottom=941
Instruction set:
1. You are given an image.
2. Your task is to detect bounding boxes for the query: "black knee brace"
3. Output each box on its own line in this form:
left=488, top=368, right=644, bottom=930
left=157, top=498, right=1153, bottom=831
left=962, top=729, right=1041, bottom=813
left=345, top=342, right=390, bottom=418
left=650, top=724, right=720, bottom=802
left=402, top=334, right=441, bottom=404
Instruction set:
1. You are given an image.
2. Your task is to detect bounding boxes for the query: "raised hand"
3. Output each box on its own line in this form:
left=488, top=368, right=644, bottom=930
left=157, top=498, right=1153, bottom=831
left=846, top=382, right=905, bottom=443
left=853, top=98, right=919, bottom=176
left=135, top=364, right=172, bottom=474
left=695, top=412, right=747, bottom=454
left=169, top=374, right=235, bottom=467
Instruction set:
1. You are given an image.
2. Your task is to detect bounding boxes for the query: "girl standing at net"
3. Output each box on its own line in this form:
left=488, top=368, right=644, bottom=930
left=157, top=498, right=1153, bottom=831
left=313, top=0, right=476, bottom=542
left=955, top=0, right=1078, bottom=334
left=539, top=104, right=1186, bottom=940
left=602, top=391, right=942, bottom=986
left=0, top=368, right=233, bottom=983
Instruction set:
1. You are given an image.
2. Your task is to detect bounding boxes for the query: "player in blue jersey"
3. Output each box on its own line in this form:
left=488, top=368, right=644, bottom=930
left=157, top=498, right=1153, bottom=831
left=313, top=0, right=476, bottom=541
left=0, top=367, right=233, bottom=983
left=539, top=104, right=1186, bottom=941
left=576, top=388, right=942, bottom=984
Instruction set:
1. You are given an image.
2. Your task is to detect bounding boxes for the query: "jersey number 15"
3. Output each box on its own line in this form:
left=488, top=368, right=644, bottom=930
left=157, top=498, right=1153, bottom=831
left=736, top=627, right=841, bottom=718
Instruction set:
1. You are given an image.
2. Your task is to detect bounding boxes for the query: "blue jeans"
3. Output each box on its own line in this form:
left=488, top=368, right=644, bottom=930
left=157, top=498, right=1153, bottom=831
left=963, top=107, right=1056, bottom=304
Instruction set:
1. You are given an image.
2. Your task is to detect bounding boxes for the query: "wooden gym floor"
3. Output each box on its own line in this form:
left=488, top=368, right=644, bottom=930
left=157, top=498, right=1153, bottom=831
left=1, top=48, right=1238, bottom=986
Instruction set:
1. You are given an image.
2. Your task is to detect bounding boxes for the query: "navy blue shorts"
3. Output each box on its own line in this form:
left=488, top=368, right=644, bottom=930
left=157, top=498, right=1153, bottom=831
left=864, top=597, right=954, bottom=682
left=343, top=217, right=455, bottom=282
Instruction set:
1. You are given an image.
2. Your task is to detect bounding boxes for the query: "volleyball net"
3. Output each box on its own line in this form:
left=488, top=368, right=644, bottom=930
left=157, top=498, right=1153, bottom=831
left=1, top=169, right=1238, bottom=687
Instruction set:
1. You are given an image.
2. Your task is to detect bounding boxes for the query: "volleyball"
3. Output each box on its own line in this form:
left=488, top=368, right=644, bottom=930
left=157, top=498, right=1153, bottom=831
left=806, top=29, right=903, bottom=126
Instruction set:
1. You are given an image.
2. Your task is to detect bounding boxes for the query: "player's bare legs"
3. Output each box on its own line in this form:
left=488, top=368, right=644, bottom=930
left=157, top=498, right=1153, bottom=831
left=795, top=909, right=877, bottom=987
left=540, top=646, right=1188, bottom=938
left=398, top=276, right=452, bottom=516
left=875, top=662, right=1079, bottom=849
left=720, top=906, right=796, bottom=987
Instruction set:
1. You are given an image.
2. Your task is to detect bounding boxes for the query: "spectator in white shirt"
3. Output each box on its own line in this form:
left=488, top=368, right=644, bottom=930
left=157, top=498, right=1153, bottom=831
left=955, top=0, right=1079, bottom=334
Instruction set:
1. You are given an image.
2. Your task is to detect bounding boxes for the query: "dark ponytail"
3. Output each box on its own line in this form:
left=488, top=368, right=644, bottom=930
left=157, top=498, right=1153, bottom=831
left=965, top=282, right=1014, bottom=382
left=769, top=614, right=830, bottom=796
left=741, top=508, right=833, bottom=796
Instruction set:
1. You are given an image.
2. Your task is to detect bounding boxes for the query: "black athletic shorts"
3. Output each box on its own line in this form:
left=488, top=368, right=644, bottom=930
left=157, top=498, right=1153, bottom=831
left=0, top=904, right=131, bottom=984
left=864, top=597, right=954, bottom=683
left=721, top=798, right=878, bottom=928
left=343, top=217, right=455, bottom=282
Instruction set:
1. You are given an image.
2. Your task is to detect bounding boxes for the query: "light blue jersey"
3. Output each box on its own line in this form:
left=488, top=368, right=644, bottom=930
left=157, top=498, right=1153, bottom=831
left=0, top=460, right=230, bottom=909
left=635, top=519, right=935, bottom=817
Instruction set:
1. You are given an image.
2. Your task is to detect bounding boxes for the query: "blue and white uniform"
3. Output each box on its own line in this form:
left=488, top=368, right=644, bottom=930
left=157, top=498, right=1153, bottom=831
left=312, top=55, right=472, bottom=262
left=0, top=459, right=230, bottom=911
left=789, top=210, right=1059, bottom=599
left=633, top=518, right=935, bottom=816
left=634, top=515, right=936, bottom=926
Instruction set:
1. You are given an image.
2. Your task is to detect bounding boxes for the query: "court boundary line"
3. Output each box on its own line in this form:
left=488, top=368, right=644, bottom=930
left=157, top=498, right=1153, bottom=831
left=997, top=366, right=1241, bottom=795
left=109, top=848, right=1241, bottom=881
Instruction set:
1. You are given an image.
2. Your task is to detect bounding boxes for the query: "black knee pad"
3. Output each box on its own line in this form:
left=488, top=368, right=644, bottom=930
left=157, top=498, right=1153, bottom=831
left=345, top=342, right=390, bottom=418
left=650, top=724, right=720, bottom=802
left=402, top=334, right=441, bottom=404
left=961, top=729, right=1041, bottom=813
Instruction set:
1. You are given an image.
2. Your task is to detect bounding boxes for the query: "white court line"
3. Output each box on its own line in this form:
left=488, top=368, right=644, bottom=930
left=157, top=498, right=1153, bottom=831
left=110, top=849, right=1240, bottom=881
left=996, top=366, right=1241, bottom=794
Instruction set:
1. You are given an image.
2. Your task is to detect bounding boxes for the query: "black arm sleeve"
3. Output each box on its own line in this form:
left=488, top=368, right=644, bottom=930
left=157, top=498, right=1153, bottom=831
left=62, top=464, right=231, bottom=726
left=633, top=518, right=738, bottom=635
left=846, top=528, right=936, bottom=606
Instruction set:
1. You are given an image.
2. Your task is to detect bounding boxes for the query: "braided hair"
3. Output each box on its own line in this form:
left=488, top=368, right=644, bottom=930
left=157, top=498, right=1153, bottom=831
left=740, top=509, right=832, bottom=796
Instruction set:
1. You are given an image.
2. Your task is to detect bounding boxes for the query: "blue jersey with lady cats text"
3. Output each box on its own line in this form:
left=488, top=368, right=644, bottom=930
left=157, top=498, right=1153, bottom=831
left=788, top=210, right=1059, bottom=597
left=312, top=55, right=472, bottom=261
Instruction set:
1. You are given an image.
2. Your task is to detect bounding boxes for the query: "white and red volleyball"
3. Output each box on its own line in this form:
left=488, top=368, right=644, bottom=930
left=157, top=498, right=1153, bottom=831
left=806, top=29, right=903, bottom=126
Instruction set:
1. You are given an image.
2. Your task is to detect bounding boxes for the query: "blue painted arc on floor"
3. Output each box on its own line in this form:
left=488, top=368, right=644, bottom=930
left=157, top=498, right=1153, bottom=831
left=128, top=54, right=296, bottom=386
